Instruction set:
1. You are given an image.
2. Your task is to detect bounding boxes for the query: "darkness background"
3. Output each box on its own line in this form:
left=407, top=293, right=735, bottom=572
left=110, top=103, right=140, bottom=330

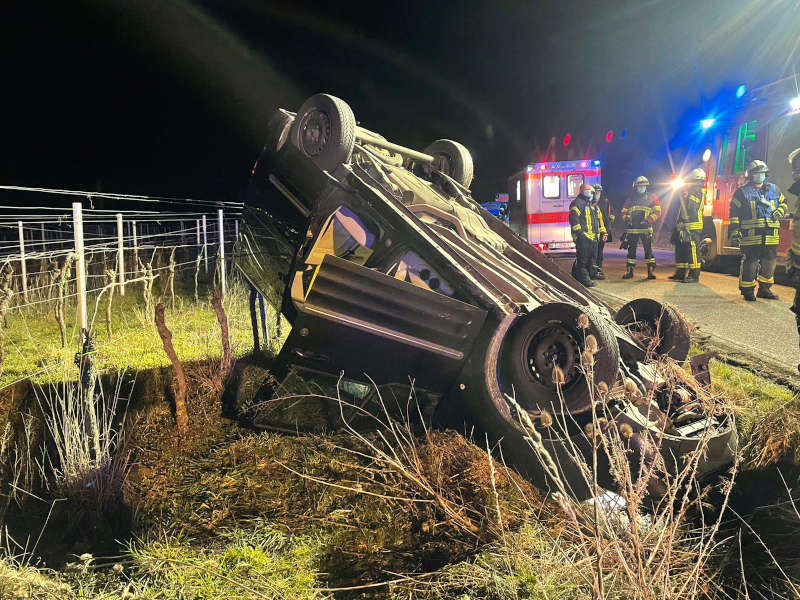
left=1, top=0, right=798, bottom=207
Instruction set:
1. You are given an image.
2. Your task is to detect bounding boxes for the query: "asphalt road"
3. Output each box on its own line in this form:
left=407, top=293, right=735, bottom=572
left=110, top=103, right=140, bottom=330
left=552, top=247, right=800, bottom=381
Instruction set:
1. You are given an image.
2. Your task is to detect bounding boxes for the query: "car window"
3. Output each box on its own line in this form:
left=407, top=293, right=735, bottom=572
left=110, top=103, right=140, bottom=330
left=567, top=174, right=584, bottom=198
left=543, top=175, right=560, bottom=199
left=306, top=206, right=377, bottom=267
left=389, top=250, right=454, bottom=296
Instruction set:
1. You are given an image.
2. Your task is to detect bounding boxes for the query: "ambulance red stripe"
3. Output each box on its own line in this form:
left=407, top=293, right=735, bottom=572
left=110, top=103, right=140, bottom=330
left=527, top=211, right=570, bottom=224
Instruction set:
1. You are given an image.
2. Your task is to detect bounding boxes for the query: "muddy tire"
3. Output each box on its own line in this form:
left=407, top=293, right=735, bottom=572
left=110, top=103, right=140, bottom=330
left=501, top=303, right=620, bottom=415
left=424, top=139, right=474, bottom=188
left=614, top=298, right=690, bottom=362
left=291, top=94, right=356, bottom=172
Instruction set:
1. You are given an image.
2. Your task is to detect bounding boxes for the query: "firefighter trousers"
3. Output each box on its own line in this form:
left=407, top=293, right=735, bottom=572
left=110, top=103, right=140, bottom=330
left=572, top=236, right=597, bottom=285
left=674, top=231, right=701, bottom=271
left=738, top=244, right=777, bottom=290
left=625, top=233, right=655, bottom=267
left=595, top=237, right=605, bottom=268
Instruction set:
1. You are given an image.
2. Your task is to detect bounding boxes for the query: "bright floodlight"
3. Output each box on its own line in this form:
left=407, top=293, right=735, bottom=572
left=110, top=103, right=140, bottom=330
left=791, top=96, right=800, bottom=112
left=671, top=177, right=685, bottom=190
left=700, top=118, right=715, bottom=129
left=735, top=84, right=747, bottom=99
left=702, top=149, right=712, bottom=162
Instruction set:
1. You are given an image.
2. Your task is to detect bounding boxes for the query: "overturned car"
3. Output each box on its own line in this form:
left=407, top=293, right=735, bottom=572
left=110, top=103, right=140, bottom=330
left=237, top=93, right=736, bottom=500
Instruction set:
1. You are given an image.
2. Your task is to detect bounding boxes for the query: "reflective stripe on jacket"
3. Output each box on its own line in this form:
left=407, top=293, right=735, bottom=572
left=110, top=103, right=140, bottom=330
left=621, top=193, right=661, bottom=234
left=730, top=182, right=786, bottom=246
left=569, top=197, right=603, bottom=241
left=676, top=188, right=703, bottom=231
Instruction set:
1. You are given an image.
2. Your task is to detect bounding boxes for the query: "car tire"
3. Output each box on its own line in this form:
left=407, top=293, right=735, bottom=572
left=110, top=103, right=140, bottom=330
left=501, top=303, right=620, bottom=415
left=614, top=298, right=690, bottom=362
left=424, top=139, right=474, bottom=188
left=291, top=94, right=356, bottom=172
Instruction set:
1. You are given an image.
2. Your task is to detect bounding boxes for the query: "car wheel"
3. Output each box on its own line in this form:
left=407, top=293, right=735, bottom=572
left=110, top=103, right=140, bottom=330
left=501, top=303, right=620, bottom=416
left=424, top=139, right=474, bottom=188
left=614, top=298, right=690, bottom=362
left=291, top=94, right=356, bottom=172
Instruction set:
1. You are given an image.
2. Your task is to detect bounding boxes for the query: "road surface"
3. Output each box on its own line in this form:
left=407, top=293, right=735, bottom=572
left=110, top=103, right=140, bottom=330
left=552, top=248, right=800, bottom=383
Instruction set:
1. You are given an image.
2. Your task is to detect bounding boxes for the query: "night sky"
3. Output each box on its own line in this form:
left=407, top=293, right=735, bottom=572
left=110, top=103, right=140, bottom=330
left=2, top=0, right=798, bottom=207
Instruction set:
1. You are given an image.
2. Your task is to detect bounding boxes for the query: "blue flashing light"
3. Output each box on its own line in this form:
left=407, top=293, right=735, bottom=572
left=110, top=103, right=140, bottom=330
left=592, top=160, right=601, bottom=166
left=700, top=117, right=715, bottom=129
left=735, top=84, right=747, bottom=99
left=620, top=129, right=627, bottom=139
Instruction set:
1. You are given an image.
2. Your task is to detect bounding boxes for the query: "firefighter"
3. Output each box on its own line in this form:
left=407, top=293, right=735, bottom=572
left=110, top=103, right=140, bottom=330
left=671, top=168, right=705, bottom=283
left=786, top=147, right=800, bottom=370
left=729, top=159, right=787, bottom=301
left=569, top=182, right=605, bottom=287
left=620, top=175, right=661, bottom=279
left=591, top=183, right=613, bottom=280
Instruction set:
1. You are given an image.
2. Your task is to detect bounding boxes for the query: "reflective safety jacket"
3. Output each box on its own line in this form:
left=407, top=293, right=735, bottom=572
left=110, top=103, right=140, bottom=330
left=788, top=179, right=800, bottom=265
left=676, top=187, right=704, bottom=232
left=597, top=194, right=615, bottom=225
left=621, top=193, right=661, bottom=234
left=569, top=196, right=606, bottom=242
left=729, top=182, right=787, bottom=246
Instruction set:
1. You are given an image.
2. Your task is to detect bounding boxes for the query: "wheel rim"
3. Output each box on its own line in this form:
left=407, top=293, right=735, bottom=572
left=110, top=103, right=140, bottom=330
left=525, top=324, right=582, bottom=390
left=298, top=109, right=331, bottom=157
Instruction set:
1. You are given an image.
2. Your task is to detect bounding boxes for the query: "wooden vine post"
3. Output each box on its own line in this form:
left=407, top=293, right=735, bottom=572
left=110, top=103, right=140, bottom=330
left=212, top=285, right=232, bottom=379
left=0, top=265, right=14, bottom=374
left=140, top=260, right=156, bottom=317
left=54, top=254, right=75, bottom=349
left=166, top=247, right=176, bottom=310
left=193, top=251, right=202, bottom=303
left=103, top=268, right=116, bottom=340
left=154, top=302, right=188, bottom=436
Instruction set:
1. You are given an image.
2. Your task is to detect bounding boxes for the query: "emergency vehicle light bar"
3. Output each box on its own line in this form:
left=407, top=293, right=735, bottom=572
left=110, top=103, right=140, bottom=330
left=526, top=159, right=602, bottom=172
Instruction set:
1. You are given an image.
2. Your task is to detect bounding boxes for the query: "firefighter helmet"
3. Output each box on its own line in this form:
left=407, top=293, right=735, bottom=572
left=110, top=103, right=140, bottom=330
left=686, top=168, right=706, bottom=184
left=593, top=183, right=603, bottom=191
left=746, top=159, right=769, bottom=175
left=632, top=176, right=649, bottom=188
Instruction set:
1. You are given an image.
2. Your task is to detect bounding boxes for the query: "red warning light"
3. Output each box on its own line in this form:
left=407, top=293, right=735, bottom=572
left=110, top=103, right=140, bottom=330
left=605, top=130, right=614, bottom=143
left=563, top=133, right=571, bottom=147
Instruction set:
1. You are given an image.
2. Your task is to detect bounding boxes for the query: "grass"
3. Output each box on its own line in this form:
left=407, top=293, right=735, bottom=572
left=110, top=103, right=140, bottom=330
left=707, top=351, right=800, bottom=466
left=4, top=283, right=800, bottom=599
left=1, top=276, right=282, bottom=388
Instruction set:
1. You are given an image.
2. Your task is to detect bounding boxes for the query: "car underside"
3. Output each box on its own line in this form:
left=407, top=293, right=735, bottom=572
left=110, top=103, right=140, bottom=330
left=236, top=93, right=737, bottom=501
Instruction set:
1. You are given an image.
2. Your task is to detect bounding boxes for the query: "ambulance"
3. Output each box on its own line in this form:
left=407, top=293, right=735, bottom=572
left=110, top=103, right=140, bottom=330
left=507, top=160, right=602, bottom=252
left=697, top=75, right=800, bottom=271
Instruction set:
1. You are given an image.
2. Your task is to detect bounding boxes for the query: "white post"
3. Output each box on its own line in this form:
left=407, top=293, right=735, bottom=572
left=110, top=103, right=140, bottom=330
left=217, top=209, right=226, bottom=295
left=196, top=219, right=201, bottom=247
left=132, top=221, right=139, bottom=268
left=40, top=222, right=47, bottom=255
left=17, top=221, right=27, bottom=302
left=235, top=219, right=239, bottom=240
left=116, top=213, right=125, bottom=296
left=202, top=214, right=208, bottom=273
left=72, top=202, right=88, bottom=333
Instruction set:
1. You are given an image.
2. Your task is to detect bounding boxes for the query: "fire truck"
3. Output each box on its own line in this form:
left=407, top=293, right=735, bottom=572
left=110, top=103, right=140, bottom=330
left=507, top=159, right=602, bottom=252
left=699, top=76, right=800, bottom=271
